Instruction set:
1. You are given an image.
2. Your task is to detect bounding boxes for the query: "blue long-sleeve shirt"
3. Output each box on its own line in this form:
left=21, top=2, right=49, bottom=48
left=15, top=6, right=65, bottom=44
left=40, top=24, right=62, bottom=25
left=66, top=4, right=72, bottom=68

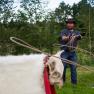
left=60, top=29, right=81, bottom=52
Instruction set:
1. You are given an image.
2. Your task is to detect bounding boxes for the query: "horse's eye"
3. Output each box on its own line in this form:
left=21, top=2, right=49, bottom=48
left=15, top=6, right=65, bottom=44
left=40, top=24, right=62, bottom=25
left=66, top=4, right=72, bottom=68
left=53, top=72, right=60, bottom=78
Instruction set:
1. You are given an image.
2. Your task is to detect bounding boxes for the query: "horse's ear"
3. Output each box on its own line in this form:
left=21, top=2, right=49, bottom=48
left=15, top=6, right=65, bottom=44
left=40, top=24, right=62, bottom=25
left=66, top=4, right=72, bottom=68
left=54, top=50, right=64, bottom=57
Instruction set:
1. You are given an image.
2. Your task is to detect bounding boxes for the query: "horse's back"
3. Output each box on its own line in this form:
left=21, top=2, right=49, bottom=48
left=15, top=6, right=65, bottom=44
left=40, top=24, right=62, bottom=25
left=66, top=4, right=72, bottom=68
left=0, top=54, right=45, bottom=94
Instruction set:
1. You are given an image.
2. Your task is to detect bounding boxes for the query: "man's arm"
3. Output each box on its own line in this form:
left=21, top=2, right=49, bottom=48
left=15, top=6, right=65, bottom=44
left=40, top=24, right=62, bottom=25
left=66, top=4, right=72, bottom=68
left=61, top=29, right=70, bottom=42
left=73, top=31, right=82, bottom=40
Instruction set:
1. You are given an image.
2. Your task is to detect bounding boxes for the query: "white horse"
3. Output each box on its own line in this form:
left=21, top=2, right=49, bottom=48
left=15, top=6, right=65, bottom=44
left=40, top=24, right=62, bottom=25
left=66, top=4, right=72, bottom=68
left=0, top=51, right=64, bottom=94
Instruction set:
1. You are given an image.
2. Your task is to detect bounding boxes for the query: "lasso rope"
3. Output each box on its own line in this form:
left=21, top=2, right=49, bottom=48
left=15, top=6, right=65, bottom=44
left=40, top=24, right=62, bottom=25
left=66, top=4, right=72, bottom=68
left=53, top=43, right=94, bottom=58
left=10, top=37, right=94, bottom=72
left=10, top=37, right=48, bottom=55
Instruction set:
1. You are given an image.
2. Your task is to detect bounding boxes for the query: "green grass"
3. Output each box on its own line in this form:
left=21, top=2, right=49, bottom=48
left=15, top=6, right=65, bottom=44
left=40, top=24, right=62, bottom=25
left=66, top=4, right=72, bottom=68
left=56, top=68, right=94, bottom=94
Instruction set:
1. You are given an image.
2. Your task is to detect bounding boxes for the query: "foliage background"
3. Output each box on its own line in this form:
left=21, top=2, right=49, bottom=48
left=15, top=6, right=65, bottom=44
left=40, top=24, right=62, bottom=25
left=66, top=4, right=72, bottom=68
left=0, top=0, right=94, bottom=65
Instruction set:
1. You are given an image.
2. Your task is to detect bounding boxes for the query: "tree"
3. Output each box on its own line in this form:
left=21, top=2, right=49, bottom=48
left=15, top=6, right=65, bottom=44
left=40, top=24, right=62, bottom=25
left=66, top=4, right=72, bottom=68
left=20, top=0, right=44, bottom=23
left=55, top=2, right=72, bottom=23
left=0, top=0, right=14, bottom=23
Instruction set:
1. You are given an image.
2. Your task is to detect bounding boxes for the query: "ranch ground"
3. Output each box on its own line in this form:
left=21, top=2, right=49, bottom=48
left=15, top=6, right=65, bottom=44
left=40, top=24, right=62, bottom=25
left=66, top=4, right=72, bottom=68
left=56, top=67, right=94, bottom=94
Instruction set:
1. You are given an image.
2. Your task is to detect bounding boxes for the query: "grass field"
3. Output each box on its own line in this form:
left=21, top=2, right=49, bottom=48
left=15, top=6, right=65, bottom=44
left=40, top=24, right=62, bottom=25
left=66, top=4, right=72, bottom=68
left=56, top=67, right=94, bottom=94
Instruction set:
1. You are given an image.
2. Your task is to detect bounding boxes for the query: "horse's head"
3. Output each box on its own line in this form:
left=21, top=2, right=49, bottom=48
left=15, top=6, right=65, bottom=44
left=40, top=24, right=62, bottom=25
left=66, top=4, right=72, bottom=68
left=47, top=51, right=64, bottom=87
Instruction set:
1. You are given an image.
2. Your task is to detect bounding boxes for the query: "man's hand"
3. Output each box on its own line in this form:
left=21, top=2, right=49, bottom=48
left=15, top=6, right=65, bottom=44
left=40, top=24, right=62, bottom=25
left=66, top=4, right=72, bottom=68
left=62, top=36, right=70, bottom=41
left=72, top=35, right=81, bottom=40
left=71, top=35, right=76, bottom=39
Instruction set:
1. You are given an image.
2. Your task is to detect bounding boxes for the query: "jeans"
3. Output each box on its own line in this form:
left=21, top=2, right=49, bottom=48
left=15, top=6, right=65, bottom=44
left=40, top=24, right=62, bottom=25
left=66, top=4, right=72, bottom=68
left=61, top=51, right=77, bottom=84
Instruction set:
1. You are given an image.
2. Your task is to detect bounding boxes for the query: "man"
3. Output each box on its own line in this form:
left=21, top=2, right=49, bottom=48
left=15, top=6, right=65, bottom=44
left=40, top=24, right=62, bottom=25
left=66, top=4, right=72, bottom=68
left=60, top=18, right=81, bottom=85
